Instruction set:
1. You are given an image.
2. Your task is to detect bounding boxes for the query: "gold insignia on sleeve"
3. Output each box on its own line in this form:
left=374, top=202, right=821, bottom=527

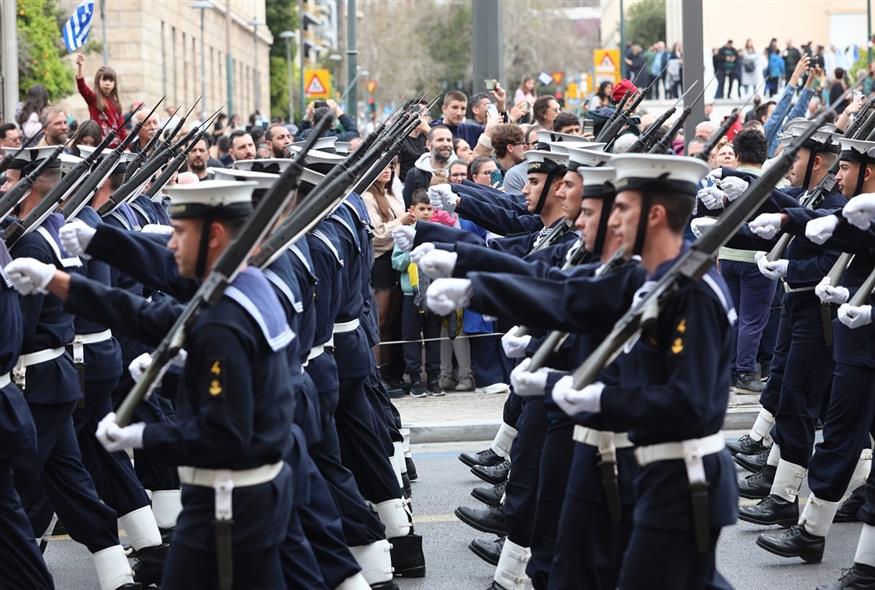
left=211, top=361, right=221, bottom=375
left=671, top=337, right=684, bottom=355
left=209, top=379, right=223, bottom=396
left=676, top=319, right=686, bottom=334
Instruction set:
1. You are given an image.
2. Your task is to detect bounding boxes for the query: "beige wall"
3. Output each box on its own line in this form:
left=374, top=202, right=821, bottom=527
left=58, top=0, right=272, bottom=123
left=601, top=0, right=872, bottom=53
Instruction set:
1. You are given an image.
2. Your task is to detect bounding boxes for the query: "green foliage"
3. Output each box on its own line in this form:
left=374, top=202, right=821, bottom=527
left=17, top=0, right=75, bottom=100
left=266, top=0, right=299, bottom=120
left=421, top=1, right=472, bottom=92
left=624, top=0, right=666, bottom=49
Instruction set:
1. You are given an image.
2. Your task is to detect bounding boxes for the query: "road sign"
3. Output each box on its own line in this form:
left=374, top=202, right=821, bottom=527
left=551, top=71, right=565, bottom=86
left=366, top=80, right=377, bottom=94
left=593, top=49, right=621, bottom=84
left=304, top=68, right=332, bottom=99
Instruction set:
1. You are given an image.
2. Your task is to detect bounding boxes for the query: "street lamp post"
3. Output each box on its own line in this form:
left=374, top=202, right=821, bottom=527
left=280, top=31, right=297, bottom=122
left=249, top=19, right=262, bottom=118
left=192, top=0, right=212, bottom=121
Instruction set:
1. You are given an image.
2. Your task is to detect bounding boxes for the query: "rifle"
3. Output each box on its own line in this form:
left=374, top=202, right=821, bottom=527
left=624, top=83, right=699, bottom=154
left=2, top=121, right=127, bottom=247
left=250, top=101, right=425, bottom=269
left=595, top=90, right=633, bottom=143
left=113, top=114, right=332, bottom=427
left=527, top=248, right=627, bottom=371
left=58, top=102, right=158, bottom=221
left=568, top=99, right=844, bottom=391
left=99, top=101, right=205, bottom=215
left=695, top=88, right=761, bottom=162
left=140, top=108, right=223, bottom=201
left=0, top=143, right=67, bottom=225
left=649, top=82, right=711, bottom=154
left=123, top=99, right=175, bottom=181
left=764, top=172, right=838, bottom=262
left=842, top=95, right=875, bottom=138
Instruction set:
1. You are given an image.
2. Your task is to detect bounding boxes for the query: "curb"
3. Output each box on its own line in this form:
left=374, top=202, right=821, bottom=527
left=406, top=405, right=762, bottom=444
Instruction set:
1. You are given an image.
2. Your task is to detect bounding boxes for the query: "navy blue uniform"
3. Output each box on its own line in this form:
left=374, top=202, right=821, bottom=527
left=10, top=214, right=122, bottom=555
left=66, top=267, right=296, bottom=589
left=0, top=245, right=54, bottom=589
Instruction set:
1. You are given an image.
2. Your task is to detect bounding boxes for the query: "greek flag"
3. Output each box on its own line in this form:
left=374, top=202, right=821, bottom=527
left=62, top=0, right=95, bottom=53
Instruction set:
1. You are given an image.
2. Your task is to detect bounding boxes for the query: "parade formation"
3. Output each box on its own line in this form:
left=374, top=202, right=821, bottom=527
left=6, top=7, right=875, bottom=589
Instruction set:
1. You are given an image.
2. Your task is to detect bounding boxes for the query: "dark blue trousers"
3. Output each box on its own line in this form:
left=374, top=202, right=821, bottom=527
left=808, top=362, right=875, bottom=501
left=74, top=377, right=151, bottom=517
left=0, top=463, right=54, bottom=590
left=401, top=295, right=441, bottom=382
left=770, top=294, right=835, bottom=467
left=13, top=402, right=119, bottom=553
left=504, top=397, right=548, bottom=546
left=720, top=259, right=777, bottom=374
left=758, top=300, right=789, bottom=416
left=548, top=444, right=636, bottom=590
left=470, top=334, right=510, bottom=387
left=162, top=543, right=285, bottom=590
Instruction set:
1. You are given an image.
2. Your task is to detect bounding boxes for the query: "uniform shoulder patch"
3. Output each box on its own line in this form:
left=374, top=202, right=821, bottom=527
left=208, top=359, right=224, bottom=397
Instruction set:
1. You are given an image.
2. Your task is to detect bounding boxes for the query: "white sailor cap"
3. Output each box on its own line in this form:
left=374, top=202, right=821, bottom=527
left=292, top=135, right=338, bottom=153
left=536, top=129, right=586, bottom=145
left=839, top=137, right=875, bottom=161
left=547, top=141, right=605, bottom=156
left=234, top=158, right=327, bottom=187
left=211, top=167, right=278, bottom=190
left=524, top=149, right=568, bottom=174
left=779, top=121, right=839, bottom=153
left=579, top=167, right=617, bottom=197
left=611, top=153, right=708, bottom=197
left=2, top=146, right=60, bottom=171
left=566, top=145, right=612, bottom=169
left=164, top=179, right=258, bottom=220
left=59, top=153, right=83, bottom=175
left=335, top=141, right=351, bottom=155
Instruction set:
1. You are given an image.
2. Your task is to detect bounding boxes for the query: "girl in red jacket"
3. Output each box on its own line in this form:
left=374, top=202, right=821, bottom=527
left=75, top=53, right=128, bottom=146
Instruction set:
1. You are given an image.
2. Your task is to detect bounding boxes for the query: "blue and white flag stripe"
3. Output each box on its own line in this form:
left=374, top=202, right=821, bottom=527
left=62, top=0, right=95, bottom=53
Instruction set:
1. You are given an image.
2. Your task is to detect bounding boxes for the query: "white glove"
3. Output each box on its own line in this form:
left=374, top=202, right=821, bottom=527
left=140, top=223, right=173, bottom=236
left=128, top=350, right=187, bottom=383
left=426, top=278, right=472, bottom=316
left=718, top=176, right=749, bottom=201
left=551, top=376, right=604, bottom=417
left=417, top=248, right=457, bottom=278
left=805, top=215, right=840, bottom=245
left=708, top=167, right=723, bottom=180
left=838, top=304, right=873, bottom=329
left=391, top=225, right=416, bottom=252
left=427, top=184, right=458, bottom=215
left=842, top=193, right=875, bottom=231
left=690, top=216, right=717, bottom=238
left=697, top=185, right=726, bottom=210
left=501, top=327, right=532, bottom=359
left=4, top=258, right=56, bottom=296
left=59, top=219, right=96, bottom=257
left=754, top=251, right=788, bottom=280
left=748, top=213, right=784, bottom=240
left=96, top=412, right=146, bottom=453
left=815, top=276, right=850, bottom=304
left=409, top=242, right=436, bottom=265
left=510, top=358, right=551, bottom=397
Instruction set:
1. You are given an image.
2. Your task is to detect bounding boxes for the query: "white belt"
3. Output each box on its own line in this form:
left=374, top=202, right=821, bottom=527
left=178, top=461, right=283, bottom=523
left=71, top=329, right=113, bottom=365
left=572, top=426, right=633, bottom=449
left=303, top=337, right=334, bottom=367
left=635, top=433, right=725, bottom=467
left=178, top=461, right=284, bottom=488
left=0, top=373, right=9, bottom=389
left=333, top=319, right=360, bottom=334
left=18, top=347, right=65, bottom=368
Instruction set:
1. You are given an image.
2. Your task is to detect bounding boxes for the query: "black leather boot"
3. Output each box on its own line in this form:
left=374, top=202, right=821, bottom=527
left=735, top=447, right=770, bottom=473
left=472, top=481, right=506, bottom=508
left=389, top=533, right=426, bottom=577
left=455, top=505, right=509, bottom=536
left=727, top=434, right=770, bottom=456
left=738, top=495, right=798, bottom=527
left=738, top=465, right=776, bottom=500
left=471, top=460, right=511, bottom=486
left=756, top=524, right=825, bottom=563
left=132, top=543, right=170, bottom=587
left=816, top=563, right=875, bottom=589
left=835, top=486, right=866, bottom=523
left=405, top=456, right=418, bottom=482
left=460, top=448, right=504, bottom=469
left=469, top=536, right=504, bottom=566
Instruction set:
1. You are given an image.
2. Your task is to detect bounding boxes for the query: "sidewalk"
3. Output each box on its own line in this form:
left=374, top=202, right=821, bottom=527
left=398, top=389, right=763, bottom=444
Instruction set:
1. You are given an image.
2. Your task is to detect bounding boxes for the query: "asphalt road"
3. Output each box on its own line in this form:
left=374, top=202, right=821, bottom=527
left=43, top=436, right=861, bottom=589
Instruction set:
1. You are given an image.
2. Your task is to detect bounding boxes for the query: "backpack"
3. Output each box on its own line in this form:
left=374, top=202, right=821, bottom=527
left=743, top=59, right=756, bottom=73
left=768, top=53, right=783, bottom=78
